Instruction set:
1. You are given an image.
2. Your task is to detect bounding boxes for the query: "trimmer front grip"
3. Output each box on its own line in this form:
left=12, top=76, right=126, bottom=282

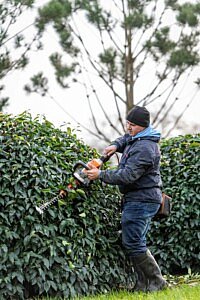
left=73, top=161, right=91, bottom=186
left=73, top=161, right=90, bottom=172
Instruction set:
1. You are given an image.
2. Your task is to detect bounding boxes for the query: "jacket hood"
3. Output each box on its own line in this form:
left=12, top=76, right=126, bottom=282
left=128, top=125, right=161, bottom=143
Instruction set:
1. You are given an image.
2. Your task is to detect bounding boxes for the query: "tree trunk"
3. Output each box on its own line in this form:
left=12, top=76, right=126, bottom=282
left=125, top=27, right=134, bottom=115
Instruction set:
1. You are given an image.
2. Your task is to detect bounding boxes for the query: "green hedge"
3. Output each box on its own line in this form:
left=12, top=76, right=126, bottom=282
left=0, top=112, right=128, bottom=299
left=149, top=134, right=200, bottom=274
left=0, top=112, right=199, bottom=299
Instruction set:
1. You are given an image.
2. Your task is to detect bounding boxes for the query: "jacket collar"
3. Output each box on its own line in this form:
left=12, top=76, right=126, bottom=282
left=126, top=125, right=161, bottom=144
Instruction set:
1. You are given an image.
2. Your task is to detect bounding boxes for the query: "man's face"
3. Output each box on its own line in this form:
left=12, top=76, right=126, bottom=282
left=126, top=120, right=145, bottom=136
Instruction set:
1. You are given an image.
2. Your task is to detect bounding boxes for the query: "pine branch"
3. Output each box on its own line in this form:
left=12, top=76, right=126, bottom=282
left=0, top=32, right=39, bottom=78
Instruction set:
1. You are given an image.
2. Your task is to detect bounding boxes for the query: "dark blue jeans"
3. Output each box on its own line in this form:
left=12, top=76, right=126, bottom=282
left=121, top=201, right=160, bottom=257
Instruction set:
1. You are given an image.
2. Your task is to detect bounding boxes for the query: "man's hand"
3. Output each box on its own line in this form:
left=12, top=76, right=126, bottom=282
left=59, top=189, right=67, bottom=198
left=103, top=145, right=117, bottom=156
left=86, top=163, right=100, bottom=180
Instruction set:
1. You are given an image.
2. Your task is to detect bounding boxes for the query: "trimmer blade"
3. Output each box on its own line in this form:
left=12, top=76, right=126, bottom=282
left=36, top=206, right=43, bottom=214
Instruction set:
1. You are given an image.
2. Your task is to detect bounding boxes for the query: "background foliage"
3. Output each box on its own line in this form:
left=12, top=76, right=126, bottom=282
left=0, top=112, right=199, bottom=299
left=149, top=134, right=200, bottom=274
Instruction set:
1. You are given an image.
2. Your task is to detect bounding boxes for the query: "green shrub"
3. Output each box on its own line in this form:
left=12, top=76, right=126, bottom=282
left=0, top=112, right=128, bottom=299
left=149, top=134, right=200, bottom=274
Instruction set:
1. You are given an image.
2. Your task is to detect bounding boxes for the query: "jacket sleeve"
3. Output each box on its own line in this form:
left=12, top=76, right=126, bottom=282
left=99, top=143, right=154, bottom=185
left=111, top=134, right=129, bottom=153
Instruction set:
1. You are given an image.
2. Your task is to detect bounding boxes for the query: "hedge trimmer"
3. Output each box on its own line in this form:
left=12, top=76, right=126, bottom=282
left=35, top=154, right=110, bottom=214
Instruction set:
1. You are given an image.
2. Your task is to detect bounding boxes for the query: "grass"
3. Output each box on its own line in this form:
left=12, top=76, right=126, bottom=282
left=39, top=283, right=200, bottom=300
left=37, top=274, right=200, bottom=300
left=75, top=284, right=200, bottom=300
left=77, top=285, right=200, bottom=300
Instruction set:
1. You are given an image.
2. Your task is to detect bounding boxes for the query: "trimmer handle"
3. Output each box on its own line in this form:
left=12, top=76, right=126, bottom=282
left=73, top=161, right=91, bottom=186
left=99, top=155, right=111, bottom=164
left=73, top=161, right=90, bottom=172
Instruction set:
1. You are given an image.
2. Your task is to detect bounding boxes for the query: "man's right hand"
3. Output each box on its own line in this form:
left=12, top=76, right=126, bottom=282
left=59, top=189, right=67, bottom=198
left=103, top=145, right=117, bottom=156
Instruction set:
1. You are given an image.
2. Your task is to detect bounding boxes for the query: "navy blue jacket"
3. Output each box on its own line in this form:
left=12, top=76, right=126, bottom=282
left=99, top=133, right=162, bottom=203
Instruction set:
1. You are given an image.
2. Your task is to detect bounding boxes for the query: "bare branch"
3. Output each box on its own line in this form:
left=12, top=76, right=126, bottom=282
left=155, top=68, right=194, bottom=125
left=86, top=92, right=112, bottom=143
left=164, top=90, right=199, bottom=138
left=76, top=41, right=124, bottom=136
left=152, top=71, right=181, bottom=125
left=109, top=77, right=125, bottom=132
left=46, top=91, right=104, bottom=140
left=1, top=22, right=34, bottom=46
left=70, top=18, right=126, bottom=104
left=136, top=66, right=169, bottom=105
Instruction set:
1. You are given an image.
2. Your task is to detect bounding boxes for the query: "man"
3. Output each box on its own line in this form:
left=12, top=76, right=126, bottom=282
left=86, top=105, right=167, bottom=292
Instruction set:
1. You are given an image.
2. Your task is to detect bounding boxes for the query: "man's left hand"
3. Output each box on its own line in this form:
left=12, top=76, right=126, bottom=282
left=86, top=163, right=100, bottom=180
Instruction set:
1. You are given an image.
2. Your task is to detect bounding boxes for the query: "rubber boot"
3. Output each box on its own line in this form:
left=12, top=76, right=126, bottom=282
left=132, top=250, right=167, bottom=292
left=131, top=253, right=148, bottom=292
left=143, top=249, right=168, bottom=292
